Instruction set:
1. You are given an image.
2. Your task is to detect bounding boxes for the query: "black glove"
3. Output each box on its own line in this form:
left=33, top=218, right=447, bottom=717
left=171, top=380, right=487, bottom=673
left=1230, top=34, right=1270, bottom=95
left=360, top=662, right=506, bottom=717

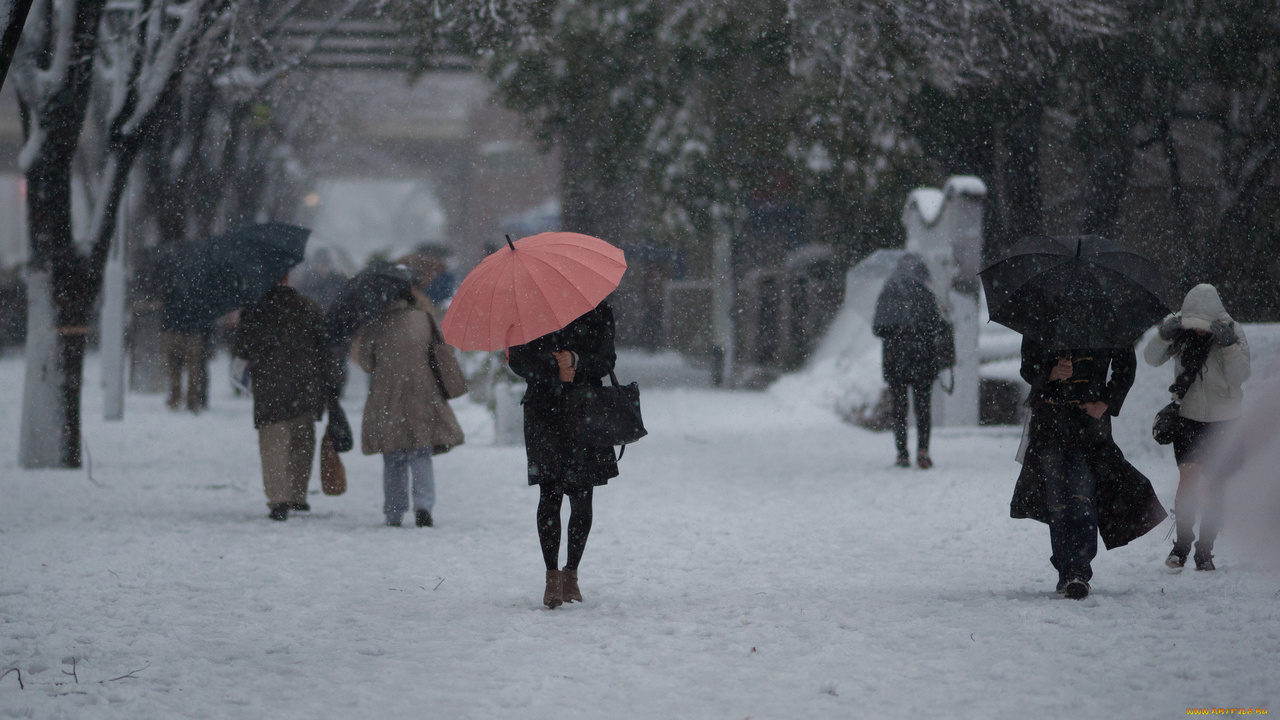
left=1210, top=319, right=1238, bottom=348
left=1158, top=314, right=1182, bottom=340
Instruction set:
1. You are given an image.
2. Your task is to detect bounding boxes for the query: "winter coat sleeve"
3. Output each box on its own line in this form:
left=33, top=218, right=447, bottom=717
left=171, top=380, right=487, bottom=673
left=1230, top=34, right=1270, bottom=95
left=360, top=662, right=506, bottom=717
left=572, top=304, right=617, bottom=381
left=1101, top=348, right=1137, bottom=416
left=355, top=322, right=377, bottom=374
left=1019, top=337, right=1052, bottom=387
left=1219, top=322, right=1251, bottom=388
left=1143, top=333, right=1174, bottom=367
left=508, top=334, right=559, bottom=384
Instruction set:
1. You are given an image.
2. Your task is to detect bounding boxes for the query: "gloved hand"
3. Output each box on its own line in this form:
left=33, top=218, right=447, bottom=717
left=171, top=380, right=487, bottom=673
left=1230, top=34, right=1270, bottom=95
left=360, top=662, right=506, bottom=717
left=1158, top=314, right=1182, bottom=340
left=1210, top=319, right=1238, bottom=347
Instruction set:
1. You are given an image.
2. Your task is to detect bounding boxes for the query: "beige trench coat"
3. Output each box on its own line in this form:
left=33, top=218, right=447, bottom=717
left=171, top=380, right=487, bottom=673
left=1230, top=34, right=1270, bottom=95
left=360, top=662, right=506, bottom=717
left=356, top=299, right=465, bottom=456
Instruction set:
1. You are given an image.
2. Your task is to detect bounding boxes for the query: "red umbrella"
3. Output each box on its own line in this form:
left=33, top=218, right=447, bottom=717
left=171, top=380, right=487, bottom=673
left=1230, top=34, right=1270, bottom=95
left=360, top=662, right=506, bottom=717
left=441, top=232, right=627, bottom=351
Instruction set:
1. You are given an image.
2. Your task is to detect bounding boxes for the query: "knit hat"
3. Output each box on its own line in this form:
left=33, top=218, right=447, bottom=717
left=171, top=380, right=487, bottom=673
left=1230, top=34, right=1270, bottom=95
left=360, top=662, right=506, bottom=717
left=1179, top=283, right=1229, bottom=331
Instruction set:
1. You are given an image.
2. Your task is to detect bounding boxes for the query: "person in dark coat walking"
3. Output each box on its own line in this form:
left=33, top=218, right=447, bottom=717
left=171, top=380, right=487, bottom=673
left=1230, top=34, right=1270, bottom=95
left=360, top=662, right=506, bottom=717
left=508, top=299, right=618, bottom=608
left=161, top=283, right=214, bottom=412
left=1013, top=338, right=1166, bottom=599
left=233, top=276, right=335, bottom=521
left=872, top=255, right=950, bottom=468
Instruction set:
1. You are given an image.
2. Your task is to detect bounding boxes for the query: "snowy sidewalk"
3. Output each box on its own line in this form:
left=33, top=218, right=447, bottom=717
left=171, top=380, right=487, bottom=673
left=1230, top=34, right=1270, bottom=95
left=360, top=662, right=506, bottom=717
left=1, top=352, right=1277, bottom=719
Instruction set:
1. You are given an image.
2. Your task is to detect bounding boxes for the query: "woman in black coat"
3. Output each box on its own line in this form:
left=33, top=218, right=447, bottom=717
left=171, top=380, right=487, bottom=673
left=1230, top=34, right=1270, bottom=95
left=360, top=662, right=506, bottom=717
left=508, top=299, right=618, bottom=608
left=873, top=256, right=947, bottom=468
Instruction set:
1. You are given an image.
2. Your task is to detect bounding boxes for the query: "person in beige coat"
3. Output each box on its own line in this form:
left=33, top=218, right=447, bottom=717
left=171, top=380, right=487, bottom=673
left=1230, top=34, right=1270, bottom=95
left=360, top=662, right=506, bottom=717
left=357, top=293, right=465, bottom=527
left=1144, top=283, right=1250, bottom=570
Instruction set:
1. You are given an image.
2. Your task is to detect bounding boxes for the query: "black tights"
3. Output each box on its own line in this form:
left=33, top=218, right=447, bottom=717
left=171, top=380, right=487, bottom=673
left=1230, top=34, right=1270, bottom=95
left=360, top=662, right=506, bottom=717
left=537, top=485, right=593, bottom=571
left=889, top=380, right=932, bottom=456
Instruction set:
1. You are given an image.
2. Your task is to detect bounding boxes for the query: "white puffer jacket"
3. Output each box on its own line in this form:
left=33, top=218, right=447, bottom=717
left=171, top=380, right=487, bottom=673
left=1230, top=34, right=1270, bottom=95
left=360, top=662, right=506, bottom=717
left=1143, top=284, right=1251, bottom=423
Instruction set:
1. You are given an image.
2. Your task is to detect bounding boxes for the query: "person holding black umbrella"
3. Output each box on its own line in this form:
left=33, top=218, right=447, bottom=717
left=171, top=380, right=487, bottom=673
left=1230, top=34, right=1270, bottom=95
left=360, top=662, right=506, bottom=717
left=1144, top=284, right=1250, bottom=571
left=872, top=255, right=951, bottom=469
left=982, top=236, right=1168, bottom=600
left=234, top=274, right=335, bottom=521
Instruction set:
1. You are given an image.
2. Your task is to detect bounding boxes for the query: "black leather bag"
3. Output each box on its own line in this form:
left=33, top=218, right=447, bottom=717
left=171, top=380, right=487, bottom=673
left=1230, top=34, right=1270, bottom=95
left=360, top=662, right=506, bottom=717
left=1152, top=401, right=1182, bottom=446
left=565, top=370, right=647, bottom=449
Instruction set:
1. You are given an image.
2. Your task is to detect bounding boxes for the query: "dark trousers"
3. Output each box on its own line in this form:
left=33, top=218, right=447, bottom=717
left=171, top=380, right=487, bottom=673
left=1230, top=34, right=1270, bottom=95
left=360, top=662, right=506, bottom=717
left=889, top=380, right=932, bottom=457
left=1041, top=443, right=1099, bottom=583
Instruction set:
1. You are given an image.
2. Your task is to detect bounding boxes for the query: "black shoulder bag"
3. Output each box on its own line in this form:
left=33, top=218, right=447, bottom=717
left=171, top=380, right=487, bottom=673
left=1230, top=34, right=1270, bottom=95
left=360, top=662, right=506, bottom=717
left=565, top=370, right=647, bottom=455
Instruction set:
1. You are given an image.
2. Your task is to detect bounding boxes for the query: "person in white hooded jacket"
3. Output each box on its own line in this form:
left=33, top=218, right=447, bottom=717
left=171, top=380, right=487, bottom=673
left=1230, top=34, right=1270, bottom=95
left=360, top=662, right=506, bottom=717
left=1144, top=283, right=1250, bottom=571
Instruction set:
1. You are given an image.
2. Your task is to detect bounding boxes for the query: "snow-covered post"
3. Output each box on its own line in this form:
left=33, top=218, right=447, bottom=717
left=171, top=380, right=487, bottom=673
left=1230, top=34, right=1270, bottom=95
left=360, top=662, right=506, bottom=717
left=100, top=188, right=127, bottom=421
left=902, top=176, right=986, bottom=427
left=711, top=217, right=735, bottom=386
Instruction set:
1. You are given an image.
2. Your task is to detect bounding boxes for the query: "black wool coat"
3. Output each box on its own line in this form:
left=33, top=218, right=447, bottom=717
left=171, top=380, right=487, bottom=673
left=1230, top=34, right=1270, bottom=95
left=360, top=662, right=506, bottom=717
left=233, top=285, right=334, bottom=429
left=508, top=300, right=619, bottom=492
left=1010, top=340, right=1167, bottom=549
left=872, top=272, right=945, bottom=385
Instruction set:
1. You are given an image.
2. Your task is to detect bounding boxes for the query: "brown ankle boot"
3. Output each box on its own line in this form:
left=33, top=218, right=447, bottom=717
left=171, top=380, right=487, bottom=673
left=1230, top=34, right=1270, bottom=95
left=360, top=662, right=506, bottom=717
left=543, top=569, right=563, bottom=608
left=561, top=567, right=582, bottom=603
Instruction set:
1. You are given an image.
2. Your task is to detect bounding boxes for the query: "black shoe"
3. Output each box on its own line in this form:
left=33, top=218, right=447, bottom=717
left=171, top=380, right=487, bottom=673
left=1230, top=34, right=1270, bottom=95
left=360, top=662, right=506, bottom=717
left=386, top=515, right=402, bottom=527
left=895, top=454, right=911, bottom=468
left=415, top=509, right=433, bottom=528
left=269, top=503, right=289, bottom=521
left=1063, top=578, right=1090, bottom=600
left=1194, top=553, right=1215, bottom=571
left=288, top=502, right=311, bottom=512
left=1165, top=549, right=1187, bottom=569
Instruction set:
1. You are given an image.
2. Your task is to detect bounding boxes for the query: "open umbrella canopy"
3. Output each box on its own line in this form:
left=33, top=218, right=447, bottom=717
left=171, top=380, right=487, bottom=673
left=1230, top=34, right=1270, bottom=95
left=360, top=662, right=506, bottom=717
left=979, top=235, right=1171, bottom=350
left=442, top=232, right=626, bottom=351
left=322, top=262, right=416, bottom=347
left=168, top=223, right=311, bottom=325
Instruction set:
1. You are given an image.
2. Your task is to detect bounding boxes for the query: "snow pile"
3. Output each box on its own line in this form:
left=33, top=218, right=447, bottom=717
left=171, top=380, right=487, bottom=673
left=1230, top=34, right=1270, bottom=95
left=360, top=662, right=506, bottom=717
left=768, top=290, right=885, bottom=423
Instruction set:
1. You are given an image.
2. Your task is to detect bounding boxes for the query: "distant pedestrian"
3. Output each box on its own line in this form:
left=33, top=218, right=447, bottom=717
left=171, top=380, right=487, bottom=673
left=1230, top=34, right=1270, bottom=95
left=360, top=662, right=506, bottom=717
left=233, top=275, right=334, bottom=521
left=1144, top=284, right=1250, bottom=571
left=508, top=299, right=618, bottom=609
left=161, top=283, right=213, bottom=413
left=872, top=255, right=952, bottom=469
left=1013, top=339, right=1165, bottom=599
left=356, top=289, right=465, bottom=528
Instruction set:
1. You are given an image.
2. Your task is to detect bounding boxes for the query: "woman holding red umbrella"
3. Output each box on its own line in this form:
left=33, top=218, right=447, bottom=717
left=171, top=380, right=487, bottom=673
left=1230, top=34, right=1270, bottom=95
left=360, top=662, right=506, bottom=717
left=509, top=299, right=618, bottom=608
left=441, top=232, right=629, bottom=608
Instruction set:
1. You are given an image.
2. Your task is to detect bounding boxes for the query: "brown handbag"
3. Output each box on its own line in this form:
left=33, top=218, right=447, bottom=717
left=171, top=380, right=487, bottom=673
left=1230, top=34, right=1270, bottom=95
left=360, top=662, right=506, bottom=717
left=427, top=312, right=468, bottom=400
left=320, top=434, right=347, bottom=496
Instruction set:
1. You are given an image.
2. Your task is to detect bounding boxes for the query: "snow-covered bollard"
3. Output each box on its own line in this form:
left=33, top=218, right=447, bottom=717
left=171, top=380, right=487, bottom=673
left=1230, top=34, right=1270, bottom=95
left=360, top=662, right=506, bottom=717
left=493, top=381, right=526, bottom=446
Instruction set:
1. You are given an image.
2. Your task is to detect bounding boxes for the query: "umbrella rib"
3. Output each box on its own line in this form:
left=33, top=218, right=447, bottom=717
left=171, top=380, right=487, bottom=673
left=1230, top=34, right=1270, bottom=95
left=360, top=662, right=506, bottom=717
left=515, top=253, right=605, bottom=325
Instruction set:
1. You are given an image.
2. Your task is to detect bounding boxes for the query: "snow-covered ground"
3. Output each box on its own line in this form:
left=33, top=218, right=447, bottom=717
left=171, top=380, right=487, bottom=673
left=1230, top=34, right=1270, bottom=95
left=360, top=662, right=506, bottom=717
left=2, top=346, right=1278, bottom=719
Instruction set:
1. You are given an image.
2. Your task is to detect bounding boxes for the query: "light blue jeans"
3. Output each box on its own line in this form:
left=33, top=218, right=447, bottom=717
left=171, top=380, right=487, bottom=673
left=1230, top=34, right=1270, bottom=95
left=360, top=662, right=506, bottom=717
left=383, top=447, right=434, bottom=520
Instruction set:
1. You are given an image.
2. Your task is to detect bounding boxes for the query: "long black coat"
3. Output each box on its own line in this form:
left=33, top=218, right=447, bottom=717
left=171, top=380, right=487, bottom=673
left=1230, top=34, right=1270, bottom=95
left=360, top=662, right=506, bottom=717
left=872, top=258, right=945, bottom=384
left=508, top=300, right=619, bottom=492
left=1010, top=340, right=1167, bottom=549
left=233, top=285, right=333, bottom=429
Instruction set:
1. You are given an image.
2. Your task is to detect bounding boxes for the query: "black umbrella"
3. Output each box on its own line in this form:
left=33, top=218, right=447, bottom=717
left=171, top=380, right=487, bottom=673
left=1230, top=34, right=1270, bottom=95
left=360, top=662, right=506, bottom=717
left=979, top=235, right=1171, bottom=350
left=323, top=262, right=416, bottom=348
left=169, top=223, right=311, bottom=325
left=872, top=253, right=938, bottom=329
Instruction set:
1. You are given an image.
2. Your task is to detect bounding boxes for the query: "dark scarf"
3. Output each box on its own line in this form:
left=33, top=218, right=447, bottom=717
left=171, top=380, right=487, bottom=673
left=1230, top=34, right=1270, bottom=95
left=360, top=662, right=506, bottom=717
left=1170, top=330, right=1214, bottom=398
